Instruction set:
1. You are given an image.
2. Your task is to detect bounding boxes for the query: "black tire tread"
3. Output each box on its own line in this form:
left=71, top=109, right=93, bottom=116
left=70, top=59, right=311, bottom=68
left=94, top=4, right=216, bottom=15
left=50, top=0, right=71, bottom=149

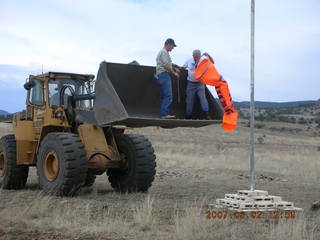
left=37, top=133, right=87, bottom=196
left=0, top=135, right=29, bottom=189
left=107, top=134, right=156, bottom=193
left=83, top=171, right=96, bottom=187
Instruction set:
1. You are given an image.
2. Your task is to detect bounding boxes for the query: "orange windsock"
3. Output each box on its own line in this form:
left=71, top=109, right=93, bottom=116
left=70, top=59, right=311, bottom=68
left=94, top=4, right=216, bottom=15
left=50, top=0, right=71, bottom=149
left=222, top=110, right=238, bottom=132
left=194, top=58, right=221, bottom=85
left=195, top=57, right=238, bottom=132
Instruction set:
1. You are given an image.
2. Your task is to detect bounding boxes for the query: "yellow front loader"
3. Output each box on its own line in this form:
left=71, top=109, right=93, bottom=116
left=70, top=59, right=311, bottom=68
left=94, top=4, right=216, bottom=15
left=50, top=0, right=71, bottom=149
left=0, top=61, right=223, bottom=196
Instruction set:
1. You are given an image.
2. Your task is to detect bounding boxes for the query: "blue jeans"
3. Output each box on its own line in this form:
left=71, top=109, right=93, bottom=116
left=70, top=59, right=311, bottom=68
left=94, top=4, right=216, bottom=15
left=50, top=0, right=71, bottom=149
left=186, top=81, right=209, bottom=117
left=155, top=72, right=172, bottom=116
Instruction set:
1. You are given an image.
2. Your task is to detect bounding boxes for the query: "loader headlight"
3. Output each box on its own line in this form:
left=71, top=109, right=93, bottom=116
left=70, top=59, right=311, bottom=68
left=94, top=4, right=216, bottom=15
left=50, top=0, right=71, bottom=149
left=54, top=111, right=63, bottom=118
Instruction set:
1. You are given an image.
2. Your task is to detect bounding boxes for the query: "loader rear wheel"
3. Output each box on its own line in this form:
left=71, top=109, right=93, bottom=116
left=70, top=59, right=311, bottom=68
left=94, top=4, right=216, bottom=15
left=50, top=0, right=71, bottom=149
left=37, top=133, right=87, bottom=196
left=107, top=134, right=156, bottom=193
left=0, top=135, right=29, bottom=189
left=83, top=171, right=96, bottom=187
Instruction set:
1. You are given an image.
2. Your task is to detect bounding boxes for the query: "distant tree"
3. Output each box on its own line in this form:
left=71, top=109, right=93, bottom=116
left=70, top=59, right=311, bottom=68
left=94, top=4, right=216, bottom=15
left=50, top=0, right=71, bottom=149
left=264, top=111, right=277, bottom=121
left=290, top=117, right=296, bottom=124
left=238, top=111, right=245, bottom=119
left=255, top=113, right=265, bottom=121
left=298, top=117, right=307, bottom=124
left=238, top=111, right=249, bottom=120
left=255, top=123, right=265, bottom=129
left=278, top=116, right=291, bottom=123
left=0, top=114, right=13, bottom=122
left=315, top=116, right=320, bottom=128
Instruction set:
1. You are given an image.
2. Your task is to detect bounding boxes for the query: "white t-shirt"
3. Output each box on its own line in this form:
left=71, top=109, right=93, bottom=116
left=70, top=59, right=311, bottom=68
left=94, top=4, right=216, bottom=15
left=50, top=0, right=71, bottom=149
left=182, top=58, right=199, bottom=82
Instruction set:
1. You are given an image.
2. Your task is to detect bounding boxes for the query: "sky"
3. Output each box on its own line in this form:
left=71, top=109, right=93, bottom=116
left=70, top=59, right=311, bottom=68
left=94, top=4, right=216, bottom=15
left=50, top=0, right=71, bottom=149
left=0, top=0, right=319, bottom=112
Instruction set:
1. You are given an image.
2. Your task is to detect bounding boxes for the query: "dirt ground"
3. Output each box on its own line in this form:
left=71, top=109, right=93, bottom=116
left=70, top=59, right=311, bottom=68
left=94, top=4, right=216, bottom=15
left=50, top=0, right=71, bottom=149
left=0, top=121, right=319, bottom=240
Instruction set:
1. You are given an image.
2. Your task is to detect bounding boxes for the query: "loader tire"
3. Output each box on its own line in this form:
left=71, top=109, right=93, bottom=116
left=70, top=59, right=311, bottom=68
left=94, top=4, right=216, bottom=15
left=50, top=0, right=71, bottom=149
left=0, top=135, right=29, bottom=189
left=83, top=171, right=96, bottom=187
left=107, top=134, right=156, bottom=193
left=37, top=133, right=87, bottom=196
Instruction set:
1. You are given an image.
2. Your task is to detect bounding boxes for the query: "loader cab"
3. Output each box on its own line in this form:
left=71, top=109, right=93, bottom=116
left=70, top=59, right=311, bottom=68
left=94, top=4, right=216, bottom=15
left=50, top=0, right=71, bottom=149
left=17, top=72, right=95, bottom=141
left=25, top=72, right=94, bottom=110
left=12, top=72, right=95, bottom=165
left=47, top=76, right=94, bottom=109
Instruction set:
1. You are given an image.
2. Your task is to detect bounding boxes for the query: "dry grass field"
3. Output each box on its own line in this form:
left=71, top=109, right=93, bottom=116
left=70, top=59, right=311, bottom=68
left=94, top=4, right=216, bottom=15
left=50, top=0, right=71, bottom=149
left=0, top=121, right=319, bottom=240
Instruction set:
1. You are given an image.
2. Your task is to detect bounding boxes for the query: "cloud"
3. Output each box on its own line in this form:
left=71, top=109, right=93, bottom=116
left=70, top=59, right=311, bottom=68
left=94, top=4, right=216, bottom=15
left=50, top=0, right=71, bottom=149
left=0, top=64, right=41, bottom=89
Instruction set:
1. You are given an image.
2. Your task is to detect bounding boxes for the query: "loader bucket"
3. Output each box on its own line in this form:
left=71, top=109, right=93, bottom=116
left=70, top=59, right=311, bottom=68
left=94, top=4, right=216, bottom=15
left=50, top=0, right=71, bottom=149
left=93, top=61, right=223, bottom=128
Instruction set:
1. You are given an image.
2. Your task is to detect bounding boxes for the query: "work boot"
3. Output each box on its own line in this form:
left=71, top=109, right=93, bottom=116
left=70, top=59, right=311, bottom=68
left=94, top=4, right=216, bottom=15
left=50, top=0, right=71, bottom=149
left=161, top=115, right=176, bottom=119
left=203, top=111, right=211, bottom=120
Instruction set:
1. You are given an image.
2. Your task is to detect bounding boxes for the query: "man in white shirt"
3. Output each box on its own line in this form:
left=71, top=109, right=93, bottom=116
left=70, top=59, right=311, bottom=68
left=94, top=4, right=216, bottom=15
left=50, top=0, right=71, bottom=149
left=155, top=38, right=180, bottom=119
left=182, top=50, right=210, bottom=119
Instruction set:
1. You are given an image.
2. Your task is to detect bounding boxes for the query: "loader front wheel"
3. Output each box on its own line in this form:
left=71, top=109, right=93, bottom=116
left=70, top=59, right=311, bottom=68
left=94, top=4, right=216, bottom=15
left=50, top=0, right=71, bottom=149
left=107, top=134, right=156, bottom=193
left=37, top=133, right=87, bottom=196
left=0, top=135, right=29, bottom=189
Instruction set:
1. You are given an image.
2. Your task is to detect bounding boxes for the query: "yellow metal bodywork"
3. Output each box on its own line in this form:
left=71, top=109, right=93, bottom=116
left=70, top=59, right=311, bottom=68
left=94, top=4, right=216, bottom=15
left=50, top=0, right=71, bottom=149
left=13, top=121, right=36, bottom=165
left=78, top=124, right=108, bottom=156
left=13, top=107, right=70, bottom=164
left=44, top=151, right=59, bottom=181
left=77, top=124, right=121, bottom=168
left=13, top=72, right=122, bottom=171
left=13, top=74, right=79, bottom=165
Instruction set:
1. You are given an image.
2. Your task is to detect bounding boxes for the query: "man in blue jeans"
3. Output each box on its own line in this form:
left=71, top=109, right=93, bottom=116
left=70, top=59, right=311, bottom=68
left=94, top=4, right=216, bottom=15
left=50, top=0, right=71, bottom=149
left=182, top=50, right=210, bottom=119
left=155, top=38, right=180, bottom=119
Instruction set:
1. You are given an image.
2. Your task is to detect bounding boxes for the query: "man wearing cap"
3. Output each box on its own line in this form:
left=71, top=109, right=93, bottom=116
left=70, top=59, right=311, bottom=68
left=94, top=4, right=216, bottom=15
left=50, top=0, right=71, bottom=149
left=155, top=38, right=180, bottom=119
left=182, top=50, right=211, bottom=119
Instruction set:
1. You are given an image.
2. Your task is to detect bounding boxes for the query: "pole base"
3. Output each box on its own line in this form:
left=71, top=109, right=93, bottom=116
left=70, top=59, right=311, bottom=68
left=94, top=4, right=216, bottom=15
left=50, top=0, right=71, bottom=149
left=212, top=190, right=302, bottom=212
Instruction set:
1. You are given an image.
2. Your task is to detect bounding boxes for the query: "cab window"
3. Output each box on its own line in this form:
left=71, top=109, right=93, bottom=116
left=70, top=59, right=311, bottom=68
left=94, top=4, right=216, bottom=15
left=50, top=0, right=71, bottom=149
left=48, top=81, right=75, bottom=107
left=29, top=79, right=44, bottom=106
left=48, top=79, right=90, bottom=108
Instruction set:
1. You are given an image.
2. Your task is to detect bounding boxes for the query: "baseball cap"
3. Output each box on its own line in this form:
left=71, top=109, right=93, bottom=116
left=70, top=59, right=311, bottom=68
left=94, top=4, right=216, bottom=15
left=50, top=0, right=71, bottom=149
left=165, top=38, right=177, bottom=47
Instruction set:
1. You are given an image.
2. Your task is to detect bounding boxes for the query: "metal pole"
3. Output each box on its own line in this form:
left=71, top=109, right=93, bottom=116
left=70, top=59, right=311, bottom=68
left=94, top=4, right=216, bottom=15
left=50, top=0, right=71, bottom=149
left=249, top=0, right=256, bottom=191
left=177, top=77, right=181, bottom=104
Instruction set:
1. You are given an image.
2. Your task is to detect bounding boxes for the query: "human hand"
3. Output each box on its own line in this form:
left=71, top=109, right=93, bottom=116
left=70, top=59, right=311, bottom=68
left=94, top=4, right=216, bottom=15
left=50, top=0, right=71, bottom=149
left=174, top=67, right=181, bottom=74
left=172, top=63, right=180, bottom=68
left=203, top=52, right=214, bottom=64
left=173, top=71, right=180, bottom=78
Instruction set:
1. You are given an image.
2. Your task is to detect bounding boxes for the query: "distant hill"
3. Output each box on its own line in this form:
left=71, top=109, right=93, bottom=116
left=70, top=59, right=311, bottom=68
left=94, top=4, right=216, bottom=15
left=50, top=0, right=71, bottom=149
left=234, top=100, right=320, bottom=109
left=1, top=100, right=319, bottom=115
left=237, top=99, right=320, bottom=127
left=0, top=110, right=10, bottom=116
